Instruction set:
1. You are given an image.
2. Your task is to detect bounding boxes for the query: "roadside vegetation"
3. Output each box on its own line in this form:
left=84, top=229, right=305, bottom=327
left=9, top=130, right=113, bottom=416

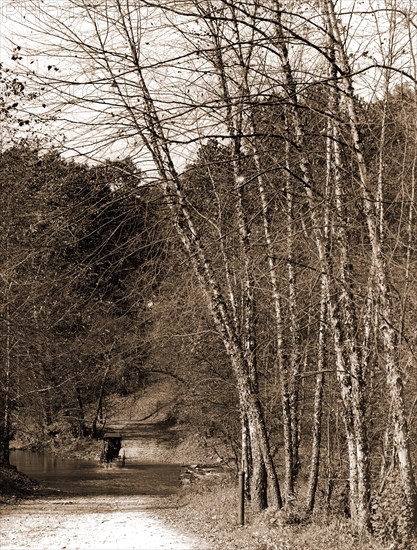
left=158, top=471, right=385, bottom=550
left=0, top=463, right=38, bottom=504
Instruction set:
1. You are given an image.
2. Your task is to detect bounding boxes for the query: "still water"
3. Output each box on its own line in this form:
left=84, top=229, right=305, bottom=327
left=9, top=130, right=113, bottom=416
left=10, top=450, right=182, bottom=497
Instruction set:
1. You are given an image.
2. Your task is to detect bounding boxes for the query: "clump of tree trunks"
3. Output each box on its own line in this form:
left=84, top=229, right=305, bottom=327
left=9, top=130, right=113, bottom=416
left=2, top=0, right=417, bottom=546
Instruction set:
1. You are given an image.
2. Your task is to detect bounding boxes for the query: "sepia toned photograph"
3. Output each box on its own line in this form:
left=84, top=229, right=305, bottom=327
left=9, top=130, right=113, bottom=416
left=1, top=1, right=417, bottom=548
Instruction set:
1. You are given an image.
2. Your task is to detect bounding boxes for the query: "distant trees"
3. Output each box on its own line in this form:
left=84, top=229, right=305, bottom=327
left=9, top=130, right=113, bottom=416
left=0, top=144, right=163, bottom=461
left=0, top=145, right=53, bottom=462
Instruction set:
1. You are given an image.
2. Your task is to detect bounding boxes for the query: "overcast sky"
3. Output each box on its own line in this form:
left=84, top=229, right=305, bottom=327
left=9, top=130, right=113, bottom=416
left=1, top=1, right=417, bottom=167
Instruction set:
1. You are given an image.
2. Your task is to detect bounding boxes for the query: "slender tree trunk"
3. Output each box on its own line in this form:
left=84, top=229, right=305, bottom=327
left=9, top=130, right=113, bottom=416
left=158, top=8, right=282, bottom=510
left=75, top=386, right=87, bottom=438
left=92, top=363, right=111, bottom=438
left=306, top=271, right=327, bottom=510
left=285, top=139, right=301, bottom=489
left=241, top=408, right=252, bottom=499
left=247, top=112, right=294, bottom=501
left=306, top=349, right=325, bottom=510
left=324, top=0, right=416, bottom=530
left=130, top=63, right=282, bottom=513
left=238, top=372, right=282, bottom=509
left=270, top=1, right=371, bottom=528
left=327, top=46, right=370, bottom=527
left=1, top=298, right=12, bottom=464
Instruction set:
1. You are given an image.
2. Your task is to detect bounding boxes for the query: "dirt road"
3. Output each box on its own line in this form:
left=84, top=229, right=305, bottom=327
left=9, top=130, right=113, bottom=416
left=0, top=496, right=205, bottom=550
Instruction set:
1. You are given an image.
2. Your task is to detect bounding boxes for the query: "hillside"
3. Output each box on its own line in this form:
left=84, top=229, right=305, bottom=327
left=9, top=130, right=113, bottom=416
left=101, top=378, right=229, bottom=465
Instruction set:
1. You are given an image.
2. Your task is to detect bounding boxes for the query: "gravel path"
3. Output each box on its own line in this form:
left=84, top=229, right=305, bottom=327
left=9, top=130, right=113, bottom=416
left=0, top=496, right=206, bottom=550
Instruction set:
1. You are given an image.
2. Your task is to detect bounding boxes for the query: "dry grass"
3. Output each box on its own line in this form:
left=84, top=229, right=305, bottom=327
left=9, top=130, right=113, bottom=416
left=157, top=473, right=413, bottom=550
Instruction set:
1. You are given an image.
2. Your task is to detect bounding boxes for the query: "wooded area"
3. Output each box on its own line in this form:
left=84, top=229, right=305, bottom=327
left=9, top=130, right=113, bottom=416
left=2, top=0, right=417, bottom=545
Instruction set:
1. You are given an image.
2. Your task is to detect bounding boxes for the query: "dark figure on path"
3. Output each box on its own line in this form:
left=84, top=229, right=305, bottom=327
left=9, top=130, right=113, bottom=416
left=101, top=437, right=122, bottom=465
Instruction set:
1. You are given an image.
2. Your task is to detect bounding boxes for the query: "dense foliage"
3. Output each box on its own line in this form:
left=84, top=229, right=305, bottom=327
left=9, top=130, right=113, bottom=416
left=0, top=146, right=164, bottom=450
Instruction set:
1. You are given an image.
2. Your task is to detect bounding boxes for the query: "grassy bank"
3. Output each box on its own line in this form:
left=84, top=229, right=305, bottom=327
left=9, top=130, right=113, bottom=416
left=157, top=473, right=398, bottom=550
left=0, top=463, right=39, bottom=504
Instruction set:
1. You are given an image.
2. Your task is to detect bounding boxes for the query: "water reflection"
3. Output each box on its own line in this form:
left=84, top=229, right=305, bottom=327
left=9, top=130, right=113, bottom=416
left=10, top=450, right=181, bottom=497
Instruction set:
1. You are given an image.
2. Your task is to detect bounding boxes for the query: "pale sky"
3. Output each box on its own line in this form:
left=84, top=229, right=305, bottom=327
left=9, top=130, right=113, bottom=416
left=1, top=0, right=417, bottom=167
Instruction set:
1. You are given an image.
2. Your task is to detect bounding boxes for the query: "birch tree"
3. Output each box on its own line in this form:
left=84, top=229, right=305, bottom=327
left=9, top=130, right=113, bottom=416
left=20, top=0, right=284, bottom=510
left=323, top=0, right=416, bottom=533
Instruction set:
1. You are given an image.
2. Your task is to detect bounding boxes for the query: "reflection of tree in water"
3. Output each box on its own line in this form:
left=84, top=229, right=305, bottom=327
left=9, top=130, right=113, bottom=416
left=101, top=437, right=121, bottom=463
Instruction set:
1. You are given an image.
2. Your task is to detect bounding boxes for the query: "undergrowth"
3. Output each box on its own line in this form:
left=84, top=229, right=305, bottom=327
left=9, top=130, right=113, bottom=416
left=0, top=463, right=39, bottom=504
left=159, top=472, right=414, bottom=549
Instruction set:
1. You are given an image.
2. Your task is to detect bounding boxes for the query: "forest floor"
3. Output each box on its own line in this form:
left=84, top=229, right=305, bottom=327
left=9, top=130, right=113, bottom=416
left=155, top=476, right=392, bottom=550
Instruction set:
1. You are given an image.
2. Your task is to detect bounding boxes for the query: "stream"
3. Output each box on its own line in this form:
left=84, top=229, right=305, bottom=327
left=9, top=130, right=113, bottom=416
left=10, top=450, right=182, bottom=497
